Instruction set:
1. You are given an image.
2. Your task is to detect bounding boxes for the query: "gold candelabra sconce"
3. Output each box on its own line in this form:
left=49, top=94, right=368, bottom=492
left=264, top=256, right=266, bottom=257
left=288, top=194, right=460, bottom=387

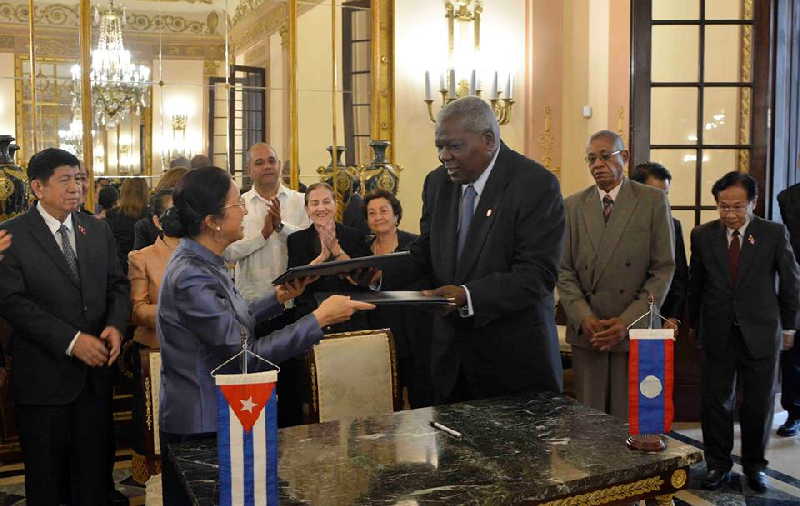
left=171, top=114, right=188, bottom=131
left=423, top=0, right=515, bottom=125
left=424, top=70, right=515, bottom=125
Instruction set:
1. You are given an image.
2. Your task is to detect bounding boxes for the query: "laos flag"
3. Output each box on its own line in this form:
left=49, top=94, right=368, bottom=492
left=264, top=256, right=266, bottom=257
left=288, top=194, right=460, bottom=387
left=216, top=370, right=279, bottom=505
left=628, top=329, right=675, bottom=435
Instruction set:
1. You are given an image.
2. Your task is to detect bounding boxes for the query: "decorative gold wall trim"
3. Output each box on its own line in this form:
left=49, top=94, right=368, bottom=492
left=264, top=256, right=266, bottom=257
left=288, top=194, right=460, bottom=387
left=371, top=0, right=395, bottom=159
left=288, top=0, right=298, bottom=191
left=0, top=1, right=215, bottom=34
left=537, top=105, right=555, bottom=173
left=737, top=0, right=753, bottom=173
left=78, top=0, right=94, bottom=209
left=540, top=476, right=664, bottom=506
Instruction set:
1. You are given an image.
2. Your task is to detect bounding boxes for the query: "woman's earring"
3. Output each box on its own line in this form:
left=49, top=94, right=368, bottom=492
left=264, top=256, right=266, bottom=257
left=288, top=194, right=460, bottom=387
left=216, top=226, right=222, bottom=231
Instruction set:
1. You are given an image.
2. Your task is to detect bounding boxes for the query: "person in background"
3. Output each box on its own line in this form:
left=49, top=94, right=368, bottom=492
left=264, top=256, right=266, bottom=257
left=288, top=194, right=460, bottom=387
left=343, top=192, right=370, bottom=234
left=0, top=148, right=130, bottom=505
left=689, top=172, right=799, bottom=493
left=125, top=189, right=177, bottom=484
left=558, top=130, right=674, bottom=419
left=75, top=162, right=93, bottom=216
left=282, top=160, right=307, bottom=193
left=190, top=154, right=211, bottom=169
left=364, top=189, right=433, bottom=407
left=133, top=167, right=190, bottom=250
left=630, top=162, right=688, bottom=329
left=94, top=177, right=111, bottom=212
left=156, top=167, right=373, bottom=504
left=105, top=178, right=149, bottom=274
left=169, top=156, right=190, bottom=169
left=776, top=181, right=800, bottom=437
left=96, top=185, right=119, bottom=219
left=288, top=182, right=371, bottom=324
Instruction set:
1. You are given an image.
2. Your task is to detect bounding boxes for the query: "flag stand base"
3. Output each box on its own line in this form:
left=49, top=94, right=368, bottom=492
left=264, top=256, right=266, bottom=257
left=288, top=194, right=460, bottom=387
left=626, top=434, right=667, bottom=452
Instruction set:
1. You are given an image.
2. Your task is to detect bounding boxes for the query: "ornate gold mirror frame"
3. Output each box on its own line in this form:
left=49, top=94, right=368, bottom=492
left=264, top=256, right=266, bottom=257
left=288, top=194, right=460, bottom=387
left=12, top=0, right=395, bottom=207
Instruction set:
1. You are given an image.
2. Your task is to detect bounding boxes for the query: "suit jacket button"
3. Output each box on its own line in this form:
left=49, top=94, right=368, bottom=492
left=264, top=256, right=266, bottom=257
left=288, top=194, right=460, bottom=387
left=619, top=289, right=624, bottom=294
left=83, top=306, right=88, bottom=312
left=591, top=291, right=596, bottom=296
left=625, top=261, right=631, bottom=267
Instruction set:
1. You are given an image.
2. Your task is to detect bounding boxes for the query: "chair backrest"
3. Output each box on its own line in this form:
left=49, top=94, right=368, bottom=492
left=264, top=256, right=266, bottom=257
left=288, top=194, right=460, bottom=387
left=140, top=349, right=162, bottom=455
left=306, top=329, right=400, bottom=424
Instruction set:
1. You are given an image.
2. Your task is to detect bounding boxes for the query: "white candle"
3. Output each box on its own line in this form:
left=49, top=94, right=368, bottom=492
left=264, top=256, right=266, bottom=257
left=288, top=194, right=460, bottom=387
left=424, top=71, right=432, bottom=100
left=449, top=69, right=456, bottom=97
left=506, top=73, right=514, bottom=100
left=491, top=71, right=498, bottom=99
left=439, top=72, right=445, bottom=92
left=469, top=69, right=476, bottom=95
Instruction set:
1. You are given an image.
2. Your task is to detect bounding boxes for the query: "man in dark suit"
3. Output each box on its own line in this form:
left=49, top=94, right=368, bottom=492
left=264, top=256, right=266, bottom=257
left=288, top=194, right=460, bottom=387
left=0, top=148, right=130, bottom=505
left=630, top=162, right=688, bottom=328
left=689, top=171, right=800, bottom=493
left=413, top=96, right=565, bottom=404
left=776, top=184, right=800, bottom=437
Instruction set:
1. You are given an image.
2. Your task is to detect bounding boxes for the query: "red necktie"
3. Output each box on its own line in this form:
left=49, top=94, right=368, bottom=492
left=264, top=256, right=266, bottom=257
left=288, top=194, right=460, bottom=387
left=728, top=230, right=740, bottom=284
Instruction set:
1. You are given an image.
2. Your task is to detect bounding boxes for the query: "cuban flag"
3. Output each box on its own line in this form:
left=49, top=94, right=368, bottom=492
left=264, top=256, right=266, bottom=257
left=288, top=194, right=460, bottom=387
left=216, top=370, right=279, bottom=505
left=628, top=329, right=675, bottom=435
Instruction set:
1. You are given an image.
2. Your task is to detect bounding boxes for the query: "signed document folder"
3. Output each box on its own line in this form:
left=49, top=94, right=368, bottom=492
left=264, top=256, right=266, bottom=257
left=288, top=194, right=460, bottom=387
left=314, top=291, right=453, bottom=306
left=271, top=251, right=412, bottom=285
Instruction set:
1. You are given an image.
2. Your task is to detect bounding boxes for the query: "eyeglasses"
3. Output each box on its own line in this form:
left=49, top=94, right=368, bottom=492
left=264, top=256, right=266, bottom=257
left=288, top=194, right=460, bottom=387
left=223, top=198, right=246, bottom=211
left=585, top=150, right=622, bottom=165
left=717, top=203, right=749, bottom=213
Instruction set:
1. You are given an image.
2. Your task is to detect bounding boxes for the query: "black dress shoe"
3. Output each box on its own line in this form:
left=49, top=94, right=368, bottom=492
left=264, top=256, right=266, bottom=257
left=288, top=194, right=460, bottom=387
left=746, top=470, right=768, bottom=493
left=777, top=417, right=799, bottom=437
left=702, top=468, right=730, bottom=490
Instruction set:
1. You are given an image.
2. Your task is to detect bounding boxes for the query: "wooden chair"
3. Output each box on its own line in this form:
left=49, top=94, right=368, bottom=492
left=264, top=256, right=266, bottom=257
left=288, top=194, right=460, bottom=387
left=305, top=329, right=401, bottom=424
left=139, top=348, right=162, bottom=456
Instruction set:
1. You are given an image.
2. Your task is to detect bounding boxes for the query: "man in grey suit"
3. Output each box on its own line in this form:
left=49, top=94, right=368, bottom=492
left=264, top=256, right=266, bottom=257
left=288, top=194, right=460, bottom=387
left=689, top=172, right=799, bottom=493
left=558, top=130, right=675, bottom=419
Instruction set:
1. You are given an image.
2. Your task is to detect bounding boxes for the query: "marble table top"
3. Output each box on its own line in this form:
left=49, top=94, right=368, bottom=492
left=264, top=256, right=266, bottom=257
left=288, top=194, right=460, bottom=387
left=168, top=392, right=703, bottom=505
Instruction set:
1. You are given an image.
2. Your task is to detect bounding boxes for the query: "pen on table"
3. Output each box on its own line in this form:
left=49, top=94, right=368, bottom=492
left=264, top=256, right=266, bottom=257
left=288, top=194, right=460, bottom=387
left=430, top=421, right=463, bottom=438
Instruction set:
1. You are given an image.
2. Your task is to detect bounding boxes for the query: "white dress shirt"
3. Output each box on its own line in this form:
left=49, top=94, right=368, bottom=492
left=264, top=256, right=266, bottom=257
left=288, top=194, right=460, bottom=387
left=224, top=185, right=311, bottom=301
left=459, top=146, right=501, bottom=318
left=725, top=215, right=750, bottom=246
left=36, top=202, right=81, bottom=355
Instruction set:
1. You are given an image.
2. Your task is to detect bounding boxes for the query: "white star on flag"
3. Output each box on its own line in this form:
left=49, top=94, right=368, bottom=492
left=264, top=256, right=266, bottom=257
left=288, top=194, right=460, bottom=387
left=240, top=396, right=258, bottom=413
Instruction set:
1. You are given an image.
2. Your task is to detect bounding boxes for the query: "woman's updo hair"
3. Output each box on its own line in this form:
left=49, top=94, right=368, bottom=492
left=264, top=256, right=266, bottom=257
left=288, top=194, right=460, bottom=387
left=162, top=166, right=231, bottom=238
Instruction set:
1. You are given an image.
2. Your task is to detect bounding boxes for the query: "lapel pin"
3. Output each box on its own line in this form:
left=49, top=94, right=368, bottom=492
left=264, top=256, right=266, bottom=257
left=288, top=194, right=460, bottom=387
left=748, top=234, right=755, bottom=245
left=78, top=225, right=86, bottom=236
left=486, top=209, right=493, bottom=217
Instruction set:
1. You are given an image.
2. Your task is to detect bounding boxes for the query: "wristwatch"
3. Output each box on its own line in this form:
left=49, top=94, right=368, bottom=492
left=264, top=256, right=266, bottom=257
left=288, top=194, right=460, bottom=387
left=275, top=222, right=284, bottom=233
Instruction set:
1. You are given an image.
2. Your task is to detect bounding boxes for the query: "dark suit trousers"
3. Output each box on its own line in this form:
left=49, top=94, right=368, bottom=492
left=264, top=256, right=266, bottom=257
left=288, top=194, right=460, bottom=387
left=781, top=339, right=800, bottom=418
left=701, top=325, right=778, bottom=473
left=17, top=381, right=112, bottom=506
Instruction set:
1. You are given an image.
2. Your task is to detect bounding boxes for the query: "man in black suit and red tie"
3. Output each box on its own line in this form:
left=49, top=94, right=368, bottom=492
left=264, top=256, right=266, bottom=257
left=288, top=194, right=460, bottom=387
left=0, top=148, right=130, bottom=505
left=413, top=96, right=565, bottom=404
left=688, top=171, right=800, bottom=493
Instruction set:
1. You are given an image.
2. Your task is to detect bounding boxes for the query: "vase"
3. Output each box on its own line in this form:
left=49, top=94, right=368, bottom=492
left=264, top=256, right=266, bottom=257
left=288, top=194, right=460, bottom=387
left=361, top=140, right=400, bottom=196
left=0, top=135, right=29, bottom=222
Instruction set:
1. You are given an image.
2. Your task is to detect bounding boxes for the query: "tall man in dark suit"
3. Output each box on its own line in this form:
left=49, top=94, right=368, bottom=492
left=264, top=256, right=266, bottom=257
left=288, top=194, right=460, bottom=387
left=630, top=162, right=688, bottom=329
left=0, top=148, right=130, bottom=505
left=414, top=96, right=565, bottom=404
left=776, top=183, right=800, bottom=437
left=689, top=171, right=800, bottom=493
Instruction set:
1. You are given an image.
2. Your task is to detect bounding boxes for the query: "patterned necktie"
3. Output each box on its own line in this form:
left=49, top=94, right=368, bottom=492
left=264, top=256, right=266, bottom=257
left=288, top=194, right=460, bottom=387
left=57, top=224, right=80, bottom=282
left=728, top=230, right=741, bottom=284
left=602, top=195, right=614, bottom=223
left=457, top=184, right=477, bottom=260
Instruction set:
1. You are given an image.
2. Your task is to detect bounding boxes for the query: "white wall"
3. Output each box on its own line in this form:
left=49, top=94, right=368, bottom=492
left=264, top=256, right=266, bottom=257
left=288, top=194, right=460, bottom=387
left=0, top=53, right=16, bottom=139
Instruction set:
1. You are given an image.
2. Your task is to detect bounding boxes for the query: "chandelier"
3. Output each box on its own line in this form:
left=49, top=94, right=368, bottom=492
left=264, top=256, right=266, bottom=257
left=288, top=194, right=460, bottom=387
left=71, top=0, right=150, bottom=128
